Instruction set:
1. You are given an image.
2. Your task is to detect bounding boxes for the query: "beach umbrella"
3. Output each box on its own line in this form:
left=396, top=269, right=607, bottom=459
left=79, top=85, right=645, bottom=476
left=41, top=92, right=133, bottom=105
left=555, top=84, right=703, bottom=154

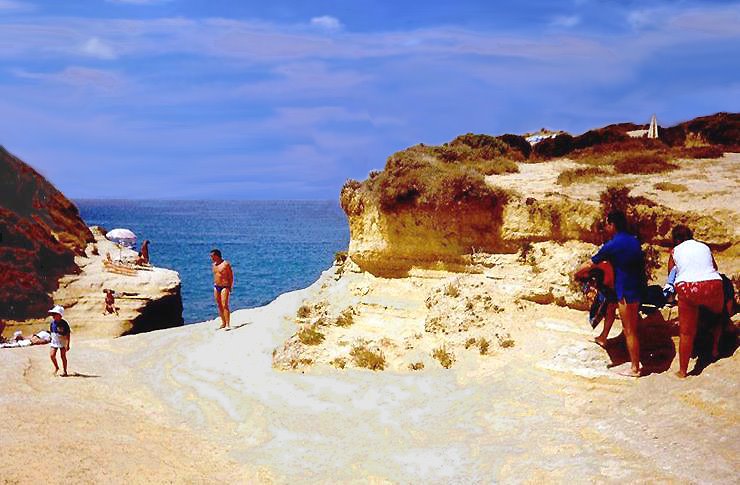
left=106, top=228, right=137, bottom=248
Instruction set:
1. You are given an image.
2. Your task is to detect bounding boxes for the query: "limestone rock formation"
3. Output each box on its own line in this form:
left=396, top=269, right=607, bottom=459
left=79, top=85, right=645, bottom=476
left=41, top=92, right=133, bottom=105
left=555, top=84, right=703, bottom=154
left=1, top=147, right=183, bottom=336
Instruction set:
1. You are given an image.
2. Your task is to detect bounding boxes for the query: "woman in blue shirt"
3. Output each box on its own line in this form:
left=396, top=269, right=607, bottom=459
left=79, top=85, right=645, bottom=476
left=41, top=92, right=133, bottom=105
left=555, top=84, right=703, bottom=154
left=575, top=210, right=645, bottom=377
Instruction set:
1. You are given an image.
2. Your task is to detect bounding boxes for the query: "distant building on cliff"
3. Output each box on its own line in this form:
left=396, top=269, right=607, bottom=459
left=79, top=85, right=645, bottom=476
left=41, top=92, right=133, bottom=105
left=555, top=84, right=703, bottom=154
left=627, top=114, right=659, bottom=139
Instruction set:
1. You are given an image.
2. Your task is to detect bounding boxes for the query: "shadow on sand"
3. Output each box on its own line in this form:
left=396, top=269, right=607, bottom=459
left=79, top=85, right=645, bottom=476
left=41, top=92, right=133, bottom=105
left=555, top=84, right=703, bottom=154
left=601, top=310, right=739, bottom=377
left=64, top=372, right=100, bottom=378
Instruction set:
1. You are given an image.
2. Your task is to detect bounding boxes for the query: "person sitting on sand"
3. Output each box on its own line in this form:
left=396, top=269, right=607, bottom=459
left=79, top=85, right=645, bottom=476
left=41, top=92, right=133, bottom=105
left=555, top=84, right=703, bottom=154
left=574, top=210, right=646, bottom=377
left=211, top=248, right=234, bottom=331
left=668, top=224, right=725, bottom=378
left=135, top=240, right=150, bottom=265
left=48, top=305, right=71, bottom=376
left=103, top=289, right=119, bottom=316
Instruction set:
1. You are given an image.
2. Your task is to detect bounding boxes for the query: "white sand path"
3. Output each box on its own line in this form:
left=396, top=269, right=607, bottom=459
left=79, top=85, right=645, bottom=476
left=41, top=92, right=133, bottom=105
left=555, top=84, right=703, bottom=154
left=2, top=270, right=738, bottom=483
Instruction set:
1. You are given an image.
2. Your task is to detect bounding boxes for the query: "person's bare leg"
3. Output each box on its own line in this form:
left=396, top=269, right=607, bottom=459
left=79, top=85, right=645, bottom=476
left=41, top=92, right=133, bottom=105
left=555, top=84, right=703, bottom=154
left=677, top=304, right=698, bottom=378
left=50, top=348, right=59, bottom=375
left=60, top=347, right=68, bottom=376
left=618, top=300, right=641, bottom=376
left=595, top=303, right=617, bottom=346
left=221, top=288, right=231, bottom=329
left=214, top=287, right=225, bottom=328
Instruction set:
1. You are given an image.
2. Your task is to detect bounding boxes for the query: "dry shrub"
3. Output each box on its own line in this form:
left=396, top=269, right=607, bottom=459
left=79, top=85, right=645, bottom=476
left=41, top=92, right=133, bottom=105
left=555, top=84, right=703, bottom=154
left=613, top=152, right=678, bottom=174
left=334, top=251, right=348, bottom=264
left=479, top=338, right=490, bottom=355
left=556, top=166, right=610, bottom=186
left=673, top=146, right=724, bottom=159
left=350, top=344, right=386, bottom=371
left=335, top=307, right=355, bottom=327
left=296, top=304, right=312, bottom=319
left=444, top=282, right=461, bottom=298
left=297, top=325, right=324, bottom=345
left=532, top=133, right=575, bottom=159
left=497, top=133, right=532, bottom=159
left=464, top=337, right=477, bottom=349
left=654, top=182, right=687, bottom=192
left=330, top=357, right=347, bottom=369
left=408, top=362, right=425, bottom=371
left=432, top=346, right=455, bottom=368
left=499, top=337, right=515, bottom=348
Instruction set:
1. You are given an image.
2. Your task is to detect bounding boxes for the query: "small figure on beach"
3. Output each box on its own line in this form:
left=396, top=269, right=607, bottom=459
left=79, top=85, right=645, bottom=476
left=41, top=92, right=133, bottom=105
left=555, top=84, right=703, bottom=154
left=211, top=249, right=234, bottom=330
left=136, top=240, right=150, bottom=265
left=575, top=210, right=646, bottom=377
left=103, top=289, right=119, bottom=316
left=668, top=224, right=725, bottom=378
left=48, top=305, right=71, bottom=376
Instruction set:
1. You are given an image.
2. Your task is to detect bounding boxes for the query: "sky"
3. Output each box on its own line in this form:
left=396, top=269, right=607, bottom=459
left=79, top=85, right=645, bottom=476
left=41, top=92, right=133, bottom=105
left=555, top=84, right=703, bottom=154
left=0, top=0, right=738, bottom=200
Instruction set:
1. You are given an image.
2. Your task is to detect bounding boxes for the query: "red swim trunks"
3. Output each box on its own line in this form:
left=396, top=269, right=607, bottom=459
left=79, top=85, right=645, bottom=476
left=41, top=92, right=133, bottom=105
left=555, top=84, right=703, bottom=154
left=676, top=279, right=724, bottom=315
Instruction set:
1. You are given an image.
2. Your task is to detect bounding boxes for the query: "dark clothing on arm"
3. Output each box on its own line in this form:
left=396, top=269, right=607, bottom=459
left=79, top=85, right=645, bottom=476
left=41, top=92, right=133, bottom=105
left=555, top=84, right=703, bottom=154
left=50, top=319, right=71, bottom=336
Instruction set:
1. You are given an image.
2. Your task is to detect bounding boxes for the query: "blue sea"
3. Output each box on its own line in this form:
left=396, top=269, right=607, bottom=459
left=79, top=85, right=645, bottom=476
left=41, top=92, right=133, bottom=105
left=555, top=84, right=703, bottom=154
left=75, top=200, right=349, bottom=324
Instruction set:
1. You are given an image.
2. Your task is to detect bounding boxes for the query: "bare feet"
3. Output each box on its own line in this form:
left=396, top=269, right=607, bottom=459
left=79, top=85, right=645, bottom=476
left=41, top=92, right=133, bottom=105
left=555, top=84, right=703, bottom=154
left=616, top=367, right=641, bottom=377
left=675, top=370, right=687, bottom=379
left=61, top=372, right=68, bottom=377
left=593, top=336, right=607, bottom=348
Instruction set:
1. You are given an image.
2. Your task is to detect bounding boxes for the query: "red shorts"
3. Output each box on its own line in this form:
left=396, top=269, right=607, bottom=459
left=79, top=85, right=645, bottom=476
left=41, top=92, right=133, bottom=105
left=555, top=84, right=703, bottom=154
left=676, top=279, right=724, bottom=315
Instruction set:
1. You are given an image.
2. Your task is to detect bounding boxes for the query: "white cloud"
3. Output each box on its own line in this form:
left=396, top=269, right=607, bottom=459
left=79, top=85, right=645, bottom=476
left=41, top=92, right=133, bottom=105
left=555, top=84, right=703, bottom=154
left=82, top=37, right=116, bottom=59
left=551, top=15, right=581, bottom=28
left=310, top=15, right=343, bottom=31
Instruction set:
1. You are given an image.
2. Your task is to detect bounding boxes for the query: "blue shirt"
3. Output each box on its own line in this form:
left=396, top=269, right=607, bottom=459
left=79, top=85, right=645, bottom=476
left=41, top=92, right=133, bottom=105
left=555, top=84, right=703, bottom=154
left=591, top=232, right=645, bottom=303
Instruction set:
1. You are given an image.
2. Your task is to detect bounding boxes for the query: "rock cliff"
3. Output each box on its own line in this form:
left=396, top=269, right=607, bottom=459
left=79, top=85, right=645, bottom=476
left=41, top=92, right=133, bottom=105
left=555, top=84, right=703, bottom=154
left=0, top=146, right=183, bottom=336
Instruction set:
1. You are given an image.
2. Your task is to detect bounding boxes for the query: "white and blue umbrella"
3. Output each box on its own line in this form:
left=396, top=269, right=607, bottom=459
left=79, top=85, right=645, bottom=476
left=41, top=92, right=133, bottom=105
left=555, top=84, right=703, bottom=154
left=105, top=228, right=137, bottom=249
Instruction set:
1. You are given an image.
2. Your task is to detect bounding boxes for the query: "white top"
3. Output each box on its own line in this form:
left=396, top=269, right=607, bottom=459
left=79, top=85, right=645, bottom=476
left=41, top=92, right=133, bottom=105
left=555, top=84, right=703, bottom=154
left=673, top=239, right=721, bottom=284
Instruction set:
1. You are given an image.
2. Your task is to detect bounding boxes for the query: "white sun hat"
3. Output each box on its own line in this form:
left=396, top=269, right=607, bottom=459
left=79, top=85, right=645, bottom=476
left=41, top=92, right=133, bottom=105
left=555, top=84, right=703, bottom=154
left=47, top=305, right=65, bottom=316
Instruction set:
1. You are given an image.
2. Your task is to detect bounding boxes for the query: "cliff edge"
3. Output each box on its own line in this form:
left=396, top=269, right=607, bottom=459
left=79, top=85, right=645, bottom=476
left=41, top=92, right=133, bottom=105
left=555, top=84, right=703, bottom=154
left=0, top=146, right=183, bottom=336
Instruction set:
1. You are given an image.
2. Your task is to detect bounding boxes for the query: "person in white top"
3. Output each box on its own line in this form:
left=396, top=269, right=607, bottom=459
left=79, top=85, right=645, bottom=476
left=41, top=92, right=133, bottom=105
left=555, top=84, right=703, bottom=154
left=667, top=224, right=723, bottom=378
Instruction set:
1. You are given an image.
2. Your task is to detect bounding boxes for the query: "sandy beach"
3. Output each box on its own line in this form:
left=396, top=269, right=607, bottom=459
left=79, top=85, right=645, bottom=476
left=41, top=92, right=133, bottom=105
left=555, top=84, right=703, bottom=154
left=2, top=266, right=738, bottom=484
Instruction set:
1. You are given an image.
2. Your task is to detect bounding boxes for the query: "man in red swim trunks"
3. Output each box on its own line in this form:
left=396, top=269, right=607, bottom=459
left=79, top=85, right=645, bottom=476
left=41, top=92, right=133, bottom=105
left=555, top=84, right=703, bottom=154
left=211, top=249, right=234, bottom=330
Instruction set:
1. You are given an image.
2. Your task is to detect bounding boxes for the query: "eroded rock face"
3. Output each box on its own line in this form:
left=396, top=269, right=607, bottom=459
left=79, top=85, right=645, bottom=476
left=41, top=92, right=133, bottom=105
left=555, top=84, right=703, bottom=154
left=342, top=178, right=736, bottom=277
left=0, top=146, right=94, bottom=319
left=1, top=148, right=183, bottom=336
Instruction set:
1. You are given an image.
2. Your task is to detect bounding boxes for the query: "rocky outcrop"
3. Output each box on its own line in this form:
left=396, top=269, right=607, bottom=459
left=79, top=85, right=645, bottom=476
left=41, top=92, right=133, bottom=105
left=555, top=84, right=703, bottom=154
left=46, top=228, right=183, bottom=337
left=1, top=147, right=183, bottom=336
left=0, top=146, right=94, bottom=319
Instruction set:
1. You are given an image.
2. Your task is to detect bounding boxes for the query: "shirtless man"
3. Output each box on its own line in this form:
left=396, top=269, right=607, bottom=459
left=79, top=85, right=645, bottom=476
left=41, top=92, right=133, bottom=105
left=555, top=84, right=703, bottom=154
left=211, top=249, right=234, bottom=330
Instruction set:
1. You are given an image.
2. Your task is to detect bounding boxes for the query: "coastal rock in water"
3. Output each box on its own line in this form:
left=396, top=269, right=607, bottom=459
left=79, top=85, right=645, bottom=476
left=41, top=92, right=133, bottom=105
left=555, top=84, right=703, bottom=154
left=49, top=228, right=184, bottom=337
left=0, top=146, right=183, bottom=336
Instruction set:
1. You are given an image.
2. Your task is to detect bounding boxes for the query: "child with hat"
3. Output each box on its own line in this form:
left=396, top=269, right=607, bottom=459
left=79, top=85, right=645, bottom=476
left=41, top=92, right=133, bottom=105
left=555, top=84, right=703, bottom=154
left=48, top=305, right=71, bottom=376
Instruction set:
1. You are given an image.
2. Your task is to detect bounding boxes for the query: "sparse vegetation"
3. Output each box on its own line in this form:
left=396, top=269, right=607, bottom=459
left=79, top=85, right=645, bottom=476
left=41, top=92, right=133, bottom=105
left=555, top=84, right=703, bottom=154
left=330, top=357, right=347, bottom=369
left=479, top=338, right=490, bottom=355
left=296, top=304, right=312, bottom=319
left=556, top=167, right=611, bottom=186
left=613, top=152, right=678, bottom=174
left=350, top=344, right=386, bottom=371
left=654, top=182, right=688, bottom=192
left=297, top=325, right=325, bottom=345
left=499, top=338, right=515, bottom=349
left=335, top=307, right=355, bottom=327
left=464, top=337, right=477, bottom=349
left=334, top=251, right=348, bottom=264
left=444, top=282, right=461, bottom=298
left=432, top=346, right=455, bottom=368
left=408, top=362, right=425, bottom=371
